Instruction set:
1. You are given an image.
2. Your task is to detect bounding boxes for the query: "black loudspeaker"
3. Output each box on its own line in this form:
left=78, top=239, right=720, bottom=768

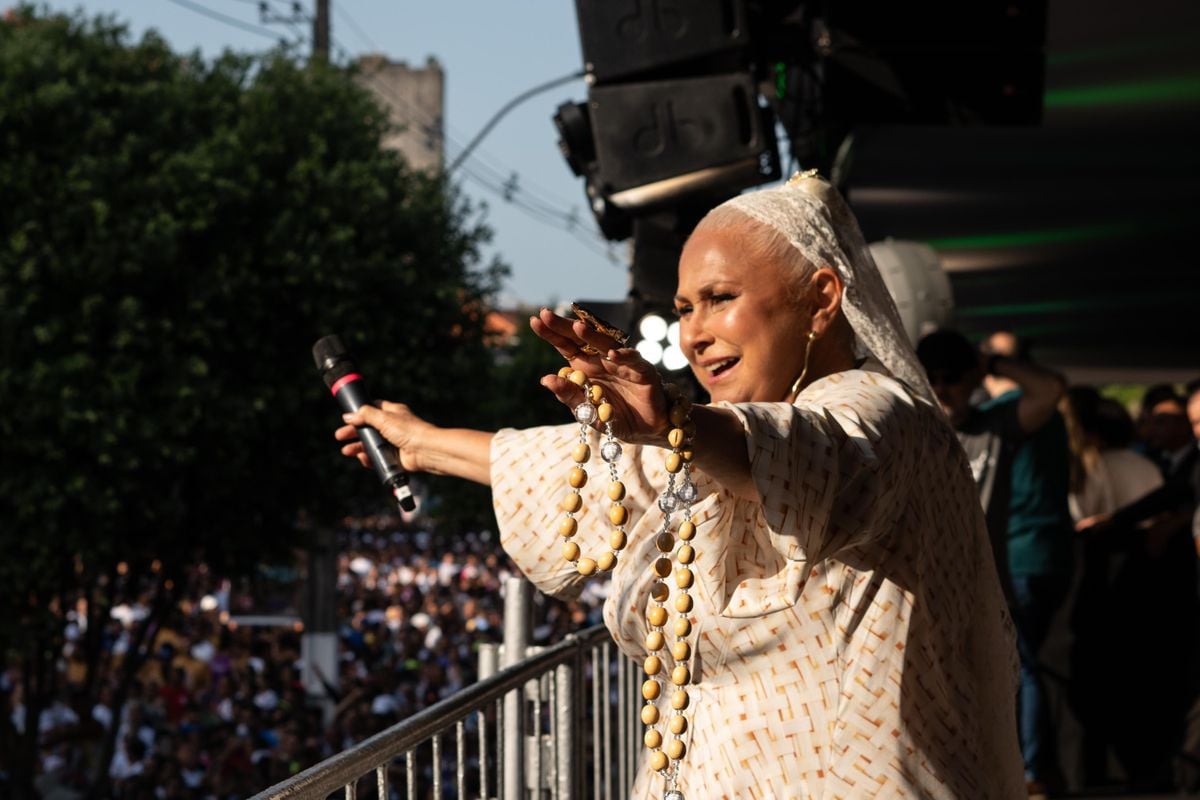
left=588, top=72, right=779, bottom=197
left=820, top=0, right=1047, bottom=126
left=574, top=0, right=749, bottom=84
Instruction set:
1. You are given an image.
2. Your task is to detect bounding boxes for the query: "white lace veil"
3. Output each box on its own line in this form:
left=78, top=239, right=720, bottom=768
left=715, top=172, right=935, bottom=403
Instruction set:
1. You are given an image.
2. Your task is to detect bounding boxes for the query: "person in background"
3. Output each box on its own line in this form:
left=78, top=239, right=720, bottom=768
left=976, top=331, right=1074, bottom=797
left=1077, top=385, right=1199, bottom=789
left=915, top=329, right=1066, bottom=598
left=1063, top=387, right=1164, bottom=523
left=1133, top=383, right=1187, bottom=470
left=1061, top=387, right=1165, bottom=785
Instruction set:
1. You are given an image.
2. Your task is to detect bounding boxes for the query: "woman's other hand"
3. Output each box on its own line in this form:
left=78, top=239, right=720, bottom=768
left=335, top=402, right=432, bottom=473
left=529, top=307, right=671, bottom=446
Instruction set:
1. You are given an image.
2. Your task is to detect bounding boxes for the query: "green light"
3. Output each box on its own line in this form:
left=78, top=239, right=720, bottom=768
left=1046, top=34, right=1200, bottom=68
left=1044, top=75, right=1200, bottom=108
left=924, top=221, right=1144, bottom=251
left=955, top=293, right=1177, bottom=318
left=774, top=62, right=787, bottom=99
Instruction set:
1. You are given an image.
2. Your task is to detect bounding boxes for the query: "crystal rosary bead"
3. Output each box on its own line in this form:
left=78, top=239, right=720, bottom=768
left=574, top=402, right=597, bottom=425
left=601, top=439, right=623, bottom=463
left=675, top=481, right=697, bottom=504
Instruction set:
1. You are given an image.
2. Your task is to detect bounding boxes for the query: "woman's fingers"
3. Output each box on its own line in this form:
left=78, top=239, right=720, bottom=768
left=539, top=373, right=587, bottom=409
left=531, top=308, right=622, bottom=364
left=530, top=313, right=586, bottom=360
left=570, top=319, right=621, bottom=357
left=339, top=441, right=372, bottom=469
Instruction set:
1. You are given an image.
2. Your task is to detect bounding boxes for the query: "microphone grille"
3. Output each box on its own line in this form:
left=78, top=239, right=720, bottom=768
left=312, top=335, right=349, bottom=372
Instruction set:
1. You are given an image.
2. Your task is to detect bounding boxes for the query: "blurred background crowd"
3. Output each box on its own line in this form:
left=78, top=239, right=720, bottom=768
left=1, top=517, right=604, bottom=799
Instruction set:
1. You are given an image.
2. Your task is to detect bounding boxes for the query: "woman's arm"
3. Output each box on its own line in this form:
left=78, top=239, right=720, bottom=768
left=336, top=402, right=495, bottom=486
left=688, top=405, right=758, bottom=501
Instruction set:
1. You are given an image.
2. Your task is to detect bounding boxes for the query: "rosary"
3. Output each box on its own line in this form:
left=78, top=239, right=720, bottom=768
left=554, top=363, right=697, bottom=800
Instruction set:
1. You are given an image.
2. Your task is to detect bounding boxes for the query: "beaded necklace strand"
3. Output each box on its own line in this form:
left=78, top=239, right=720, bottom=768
left=555, top=367, right=697, bottom=800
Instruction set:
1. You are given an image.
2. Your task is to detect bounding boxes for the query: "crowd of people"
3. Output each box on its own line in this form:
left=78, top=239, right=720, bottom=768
left=1, top=519, right=604, bottom=799
left=917, top=328, right=1200, bottom=795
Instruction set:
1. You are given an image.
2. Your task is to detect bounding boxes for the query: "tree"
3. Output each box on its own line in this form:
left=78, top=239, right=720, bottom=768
left=0, top=8, right=503, bottom=796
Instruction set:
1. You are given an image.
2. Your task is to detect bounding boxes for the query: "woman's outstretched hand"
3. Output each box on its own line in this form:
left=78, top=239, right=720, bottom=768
left=530, top=307, right=671, bottom=447
left=335, top=401, right=433, bottom=473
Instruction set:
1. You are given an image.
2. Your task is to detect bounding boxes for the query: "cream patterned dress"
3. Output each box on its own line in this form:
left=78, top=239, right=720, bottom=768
left=491, top=366, right=1025, bottom=799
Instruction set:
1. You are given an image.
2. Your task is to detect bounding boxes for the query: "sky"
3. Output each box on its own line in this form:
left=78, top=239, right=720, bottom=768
left=35, top=0, right=629, bottom=309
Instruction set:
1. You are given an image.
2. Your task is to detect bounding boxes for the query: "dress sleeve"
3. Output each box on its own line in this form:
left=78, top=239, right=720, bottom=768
left=720, top=374, right=921, bottom=567
left=490, top=424, right=653, bottom=600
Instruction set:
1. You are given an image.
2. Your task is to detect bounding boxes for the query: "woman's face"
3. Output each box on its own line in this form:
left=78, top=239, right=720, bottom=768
left=675, top=225, right=810, bottom=403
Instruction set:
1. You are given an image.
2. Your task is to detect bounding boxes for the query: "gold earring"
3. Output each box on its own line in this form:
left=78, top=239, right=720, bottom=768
left=789, top=331, right=818, bottom=400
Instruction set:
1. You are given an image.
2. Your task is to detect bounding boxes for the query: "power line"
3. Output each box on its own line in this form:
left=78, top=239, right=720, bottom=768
left=332, top=3, right=380, bottom=53
left=164, top=0, right=287, bottom=42
left=327, top=29, right=617, bottom=262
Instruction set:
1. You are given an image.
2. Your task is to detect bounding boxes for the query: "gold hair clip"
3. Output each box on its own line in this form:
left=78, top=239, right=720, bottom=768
left=571, top=303, right=630, bottom=355
left=786, top=168, right=821, bottom=186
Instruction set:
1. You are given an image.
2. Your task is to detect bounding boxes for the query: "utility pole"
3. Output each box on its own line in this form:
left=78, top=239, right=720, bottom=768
left=313, top=0, right=330, bottom=62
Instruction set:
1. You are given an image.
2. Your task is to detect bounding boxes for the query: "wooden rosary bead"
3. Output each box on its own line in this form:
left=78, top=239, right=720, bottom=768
left=557, top=366, right=574, bottom=379
left=672, top=641, right=691, bottom=662
left=677, top=544, right=695, bottom=564
left=677, top=520, right=696, bottom=541
left=674, top=618, right=691, bottom=637
left=568, top=467, right=587, bottom=488
left=675, top=568, right=694, bottom=589
left=649, top=751, right=669, bottom=772
left=568, top=369, right=587, bottom=386
left=641, top=704, right=660, bottom=725
left=671, top=665, right=690, bottom=686
left=644, top=729, right=663, bottom=749
left=571, top=443, right=590, bottom=463
left=576, top=558, right=597, bottom=576
left=665, top=453, right=683, bottom=473
left=650, top=582, right=670, bottom=602
left=609, top=529, right=627, bottom=550
left=597, top=402, right=613, bottom=422
left=653, top=558, right=673, bottom=578
left=609, top=504, right=628, bottom=526
left=647, top=606, right=668, bottom=627
left=670, top=690, right=689, bottom=710
left=669, top=715, right=688, bottom=735
left=645, top=631, right=665, bottom=651
left=597, top=551, right=616, bottom=571
left=562, top=542, right=580, bottom=562
left=561, top=492, right=582, bottom=513
left=655, top=532, right=674, bottom=553
left=642, top=680, right=661, bottom=701
left=667, top=739, right=686, bottom=760
left=674, top=593, right=693, bottom=613
left=558, top=517, right=578, bottom=537
left=644, top=655, right=662, bottom=675
left=668, top=427, right=686, bottom=448
left=588, top=384, right=604, bottom=404
left=607, top=480, right=625, bottom=501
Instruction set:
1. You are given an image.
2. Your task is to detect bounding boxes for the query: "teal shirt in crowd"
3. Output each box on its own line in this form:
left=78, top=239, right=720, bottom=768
left=986, top=390, right=1075, bottom=577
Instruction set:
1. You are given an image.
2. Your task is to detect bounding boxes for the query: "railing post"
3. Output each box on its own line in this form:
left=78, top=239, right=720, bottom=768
left=554, top=644, right=582, bottom=800
left=502, top=577, right=531, bottom=800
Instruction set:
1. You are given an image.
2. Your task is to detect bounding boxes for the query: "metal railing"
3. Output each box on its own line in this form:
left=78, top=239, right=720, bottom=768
left=250, top=580, right=642, bottom=800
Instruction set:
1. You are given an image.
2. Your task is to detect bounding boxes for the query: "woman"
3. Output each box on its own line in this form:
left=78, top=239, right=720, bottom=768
left=337, top=174, right=1024, bottom=799
left=1064, top=386, right=1163, bottom=523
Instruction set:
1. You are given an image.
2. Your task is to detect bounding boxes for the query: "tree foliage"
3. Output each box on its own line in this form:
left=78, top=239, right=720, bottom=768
left=0, top=7, right=504, bottom=792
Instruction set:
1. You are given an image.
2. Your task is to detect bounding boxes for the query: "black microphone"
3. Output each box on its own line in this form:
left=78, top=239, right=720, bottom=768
left=313, top=335, right=416, bottom=512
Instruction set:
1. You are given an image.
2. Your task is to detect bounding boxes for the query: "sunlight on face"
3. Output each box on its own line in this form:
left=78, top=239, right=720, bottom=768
left=674, top=226, right=811, bottom=403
